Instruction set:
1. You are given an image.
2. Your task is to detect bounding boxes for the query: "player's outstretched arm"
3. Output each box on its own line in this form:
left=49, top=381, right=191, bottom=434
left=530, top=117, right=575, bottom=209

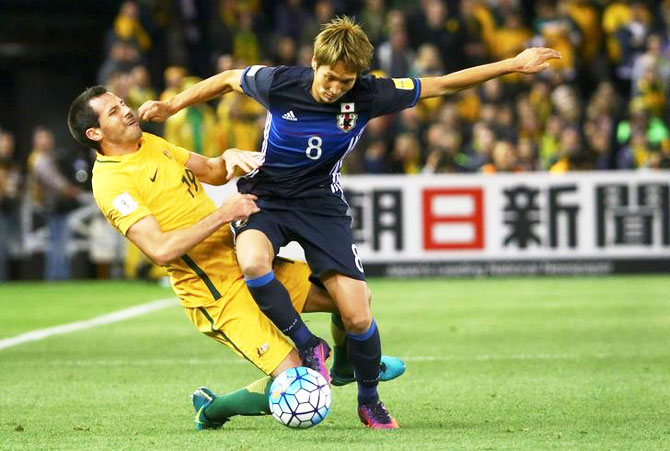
left=138, top=69, right=245, bottom=122
left=126, top=193, right=259, bottom=265
left=419, top=47, right=561, bottom=99
left=184, top=149, right=263, bottom=185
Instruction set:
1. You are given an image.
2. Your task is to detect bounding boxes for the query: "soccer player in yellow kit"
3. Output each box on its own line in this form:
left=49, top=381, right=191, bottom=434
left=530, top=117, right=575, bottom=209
left=67, top=85, right=394, bottom=430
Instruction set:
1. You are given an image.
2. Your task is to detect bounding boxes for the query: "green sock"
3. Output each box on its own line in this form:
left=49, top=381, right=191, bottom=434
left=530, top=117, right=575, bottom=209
left=204, top=377, right=272, bottom=422
left=331, top=313, right=354, bottom=376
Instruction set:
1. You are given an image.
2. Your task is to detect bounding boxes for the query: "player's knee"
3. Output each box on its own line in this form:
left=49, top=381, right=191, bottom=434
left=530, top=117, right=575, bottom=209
left=239, top=258, right=272, bottom=279
left=342, top=311, right=372, bottom=334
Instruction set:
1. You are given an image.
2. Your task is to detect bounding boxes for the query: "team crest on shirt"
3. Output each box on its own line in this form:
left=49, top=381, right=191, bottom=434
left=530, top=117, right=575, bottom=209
left=336, top=102, right=357, bottom=132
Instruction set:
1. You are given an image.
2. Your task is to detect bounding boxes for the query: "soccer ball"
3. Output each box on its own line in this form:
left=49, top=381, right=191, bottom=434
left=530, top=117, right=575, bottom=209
left=268, top=366, right=331, bottom=428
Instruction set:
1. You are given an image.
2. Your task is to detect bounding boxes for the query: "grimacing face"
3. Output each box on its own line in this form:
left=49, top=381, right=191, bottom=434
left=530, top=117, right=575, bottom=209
left=87, top=93, right=141, bottom=148
left=310, top=59, right=357, bottom=104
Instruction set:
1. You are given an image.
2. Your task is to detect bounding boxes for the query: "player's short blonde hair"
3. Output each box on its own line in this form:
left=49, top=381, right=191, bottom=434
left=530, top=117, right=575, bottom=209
left=313, top=16, right=373, bottom=73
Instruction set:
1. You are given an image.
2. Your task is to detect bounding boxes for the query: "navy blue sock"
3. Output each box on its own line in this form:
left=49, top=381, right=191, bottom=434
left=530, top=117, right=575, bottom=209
left=246, top=270, right=317, bottom=350
left=347, top=319, right=381, bottom=406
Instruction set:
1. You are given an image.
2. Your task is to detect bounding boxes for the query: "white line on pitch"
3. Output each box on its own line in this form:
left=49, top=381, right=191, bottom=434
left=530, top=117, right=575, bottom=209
left=4, top=353, right=644, bottom=367
left=0, top=298, right=178, bottom=351
left=404, top=354, right=583, bottom=361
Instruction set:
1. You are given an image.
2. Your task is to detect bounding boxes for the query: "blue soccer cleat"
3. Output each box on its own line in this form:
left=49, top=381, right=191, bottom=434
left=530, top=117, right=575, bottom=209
left=331, top=355, right=406, bottom=387
left=379, top=355, right=406, bottom=382
left=192, top=386, right=228, bottom=431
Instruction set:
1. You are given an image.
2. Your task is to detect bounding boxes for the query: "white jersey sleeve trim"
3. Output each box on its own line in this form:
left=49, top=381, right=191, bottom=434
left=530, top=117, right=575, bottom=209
left=246, top=65, right=266, bottom=77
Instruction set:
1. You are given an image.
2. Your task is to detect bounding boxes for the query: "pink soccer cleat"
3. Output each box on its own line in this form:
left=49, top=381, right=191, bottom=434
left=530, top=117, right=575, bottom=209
left=299, top=337, right=331, bottom=383
left=357, top=400, right=399, bottom=429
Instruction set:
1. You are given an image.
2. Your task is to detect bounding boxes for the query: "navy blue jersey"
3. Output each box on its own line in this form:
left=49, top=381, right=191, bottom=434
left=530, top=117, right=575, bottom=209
left=238, top=65, right=421, bottom=205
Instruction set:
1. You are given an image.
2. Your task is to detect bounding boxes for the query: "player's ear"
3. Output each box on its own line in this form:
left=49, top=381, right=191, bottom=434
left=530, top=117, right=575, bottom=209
left=85, top=127, right=102, bottom=143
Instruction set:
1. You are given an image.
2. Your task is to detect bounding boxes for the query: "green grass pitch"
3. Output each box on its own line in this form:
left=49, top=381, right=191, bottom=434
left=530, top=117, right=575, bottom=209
left=1, top=276, right=669, bottom=449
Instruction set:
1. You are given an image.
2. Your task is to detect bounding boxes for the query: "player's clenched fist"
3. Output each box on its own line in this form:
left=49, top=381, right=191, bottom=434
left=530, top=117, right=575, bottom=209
left=138, top=100, right=173, bottom=122
left=221, top=193, right=260, bottom=222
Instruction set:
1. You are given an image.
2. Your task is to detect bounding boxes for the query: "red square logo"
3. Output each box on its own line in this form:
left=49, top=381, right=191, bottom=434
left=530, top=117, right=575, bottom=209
left=423, top=188, right=484, bottom=250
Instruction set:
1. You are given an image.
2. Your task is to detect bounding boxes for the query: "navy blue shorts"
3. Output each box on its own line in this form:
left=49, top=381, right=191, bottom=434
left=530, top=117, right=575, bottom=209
left=232, top=206, right=366, bottom=282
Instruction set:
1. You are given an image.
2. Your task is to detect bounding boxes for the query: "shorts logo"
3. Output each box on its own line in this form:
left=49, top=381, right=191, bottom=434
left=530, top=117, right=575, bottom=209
left=234, top=218, right=248, bottom=228
left=257, top=342, right=269, bottom=357
left=337, top=102, right=357, bottom=132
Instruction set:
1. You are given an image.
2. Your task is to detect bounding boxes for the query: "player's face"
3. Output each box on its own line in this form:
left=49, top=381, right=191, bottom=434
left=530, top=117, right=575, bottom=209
left=311, top=60, right=357, bottom=103
left=88, top=93, right=142, bottom=147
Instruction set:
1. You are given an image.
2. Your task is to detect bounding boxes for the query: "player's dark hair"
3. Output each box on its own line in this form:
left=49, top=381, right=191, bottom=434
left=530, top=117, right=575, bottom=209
left=67, top=85, right=108, bottom=151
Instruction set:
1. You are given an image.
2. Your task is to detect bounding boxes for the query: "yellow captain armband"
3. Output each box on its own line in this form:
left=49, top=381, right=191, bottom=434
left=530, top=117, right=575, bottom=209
left=392, top=78, right=414, bottom=90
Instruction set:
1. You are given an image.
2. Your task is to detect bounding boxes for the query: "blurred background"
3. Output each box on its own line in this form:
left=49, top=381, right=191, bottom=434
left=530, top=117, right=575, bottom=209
left=1, top=0, right=669, bottom=282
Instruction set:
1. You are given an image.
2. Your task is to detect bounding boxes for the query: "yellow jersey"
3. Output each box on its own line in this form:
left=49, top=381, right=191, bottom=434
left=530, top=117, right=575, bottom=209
left=92, top=132, right=243, bottom=307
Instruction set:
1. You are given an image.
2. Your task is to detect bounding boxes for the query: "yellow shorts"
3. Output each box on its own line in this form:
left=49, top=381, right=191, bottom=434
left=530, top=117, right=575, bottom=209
left=184, top=258, right=312, bottom=375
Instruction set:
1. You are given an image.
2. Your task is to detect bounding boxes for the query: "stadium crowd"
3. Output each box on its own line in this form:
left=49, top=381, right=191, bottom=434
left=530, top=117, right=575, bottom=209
left=2, top=0, right=670, bottom=281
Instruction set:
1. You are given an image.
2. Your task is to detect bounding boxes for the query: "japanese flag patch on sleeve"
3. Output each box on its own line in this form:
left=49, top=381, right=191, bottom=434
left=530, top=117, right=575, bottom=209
left=112, top=192, right=139, bottom=217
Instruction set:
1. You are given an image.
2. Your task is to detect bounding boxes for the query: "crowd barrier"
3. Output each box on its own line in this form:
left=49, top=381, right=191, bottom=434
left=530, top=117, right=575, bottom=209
left=205, top=171, right=670, bottom=277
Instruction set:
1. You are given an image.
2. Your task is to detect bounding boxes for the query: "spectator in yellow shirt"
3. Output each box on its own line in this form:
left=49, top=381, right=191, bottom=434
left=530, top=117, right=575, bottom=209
left=165, top=77, right=222, bottom=157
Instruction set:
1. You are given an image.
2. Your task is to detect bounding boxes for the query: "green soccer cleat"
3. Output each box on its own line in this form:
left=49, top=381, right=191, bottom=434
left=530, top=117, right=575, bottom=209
left=331, top=355, right=406, bottom=387
left=192, top=386, right=228, bottom=431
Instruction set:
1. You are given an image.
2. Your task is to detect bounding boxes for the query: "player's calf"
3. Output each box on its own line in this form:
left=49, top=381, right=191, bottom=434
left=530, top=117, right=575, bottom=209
left=245, top=269, right=321, bottom=352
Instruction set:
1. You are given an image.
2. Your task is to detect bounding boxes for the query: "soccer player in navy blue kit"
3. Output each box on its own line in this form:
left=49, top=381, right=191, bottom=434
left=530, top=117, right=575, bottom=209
left=140, top=17, right=560, bottom=428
